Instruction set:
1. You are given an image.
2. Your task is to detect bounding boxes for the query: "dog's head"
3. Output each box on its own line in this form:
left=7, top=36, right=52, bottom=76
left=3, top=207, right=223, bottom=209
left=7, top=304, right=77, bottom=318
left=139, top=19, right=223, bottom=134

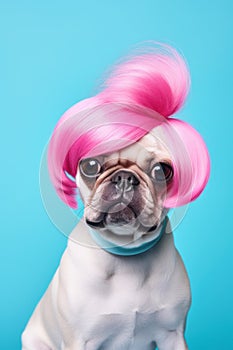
left=76, top=131, right=173, bottom=244
left=47, top=44, right=210, bottom=247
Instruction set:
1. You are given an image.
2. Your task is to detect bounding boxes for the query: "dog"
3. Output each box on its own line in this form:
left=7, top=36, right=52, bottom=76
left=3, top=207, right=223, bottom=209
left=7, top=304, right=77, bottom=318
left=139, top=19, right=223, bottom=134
left=22, top=44, right=210, bottom=350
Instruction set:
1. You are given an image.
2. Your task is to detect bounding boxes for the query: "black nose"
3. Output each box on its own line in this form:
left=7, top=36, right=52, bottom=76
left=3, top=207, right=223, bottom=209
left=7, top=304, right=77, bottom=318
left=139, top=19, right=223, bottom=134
left=111, top=170, right=140, bottom=192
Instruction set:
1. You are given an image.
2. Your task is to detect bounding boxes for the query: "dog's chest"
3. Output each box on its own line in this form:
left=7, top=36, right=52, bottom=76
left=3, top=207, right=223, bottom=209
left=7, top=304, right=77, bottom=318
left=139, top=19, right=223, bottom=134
left=61, top=246, right=176, bottom=349
left=78, top=309, right=158, bottom=349
left=73, top=272, right=162, bottom=349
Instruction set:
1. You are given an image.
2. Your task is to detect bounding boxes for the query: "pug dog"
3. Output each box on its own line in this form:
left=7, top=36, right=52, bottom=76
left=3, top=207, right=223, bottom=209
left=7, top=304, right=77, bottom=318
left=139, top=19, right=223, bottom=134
left=22, top=44, right=210, bottom=350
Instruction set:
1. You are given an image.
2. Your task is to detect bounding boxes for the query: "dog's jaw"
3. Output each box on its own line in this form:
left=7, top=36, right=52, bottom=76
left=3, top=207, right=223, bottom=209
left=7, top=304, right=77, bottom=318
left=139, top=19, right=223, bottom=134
left=86, top=213, right=169, bottom=255
left=83, top=202, right=169, bottom=250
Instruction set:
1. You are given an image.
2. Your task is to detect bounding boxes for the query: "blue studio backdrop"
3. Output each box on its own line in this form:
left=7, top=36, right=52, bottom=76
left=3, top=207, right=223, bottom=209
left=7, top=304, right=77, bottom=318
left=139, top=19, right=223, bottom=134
left=1, top=1, right=233, bottom=349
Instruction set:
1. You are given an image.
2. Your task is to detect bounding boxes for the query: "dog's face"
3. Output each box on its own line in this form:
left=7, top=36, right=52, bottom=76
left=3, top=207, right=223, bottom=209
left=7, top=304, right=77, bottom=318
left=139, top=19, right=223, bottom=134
left=76, top=130, right=173, bottom=245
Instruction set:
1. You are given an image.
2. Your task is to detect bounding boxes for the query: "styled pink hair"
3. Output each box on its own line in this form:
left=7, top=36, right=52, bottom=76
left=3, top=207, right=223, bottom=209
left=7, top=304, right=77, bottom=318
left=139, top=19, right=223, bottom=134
left=48, top=44, right=210, bottom=209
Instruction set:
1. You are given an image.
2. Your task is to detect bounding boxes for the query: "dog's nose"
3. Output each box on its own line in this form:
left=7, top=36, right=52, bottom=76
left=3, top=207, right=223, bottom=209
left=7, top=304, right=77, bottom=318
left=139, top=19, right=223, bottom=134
left=111, top=170, right=140, bottom=192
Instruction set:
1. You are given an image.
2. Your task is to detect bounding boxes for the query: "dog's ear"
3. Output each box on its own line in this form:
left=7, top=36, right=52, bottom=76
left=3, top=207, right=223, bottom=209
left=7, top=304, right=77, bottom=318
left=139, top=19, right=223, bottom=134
left=163, top=118, right=210, bottom=208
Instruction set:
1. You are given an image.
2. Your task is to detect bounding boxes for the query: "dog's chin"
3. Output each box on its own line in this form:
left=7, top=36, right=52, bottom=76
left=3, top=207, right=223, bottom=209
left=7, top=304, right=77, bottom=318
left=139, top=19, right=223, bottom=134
left=85, top=213, right=160, bottom=248
left=85, top=203, right=159, bottom=238
left=104, top=203, right=138, bottom=232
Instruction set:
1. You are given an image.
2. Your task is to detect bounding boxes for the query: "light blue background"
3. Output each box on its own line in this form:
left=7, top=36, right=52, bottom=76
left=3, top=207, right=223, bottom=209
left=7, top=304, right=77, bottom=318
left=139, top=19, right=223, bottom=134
left=1, top=1, right=233, bottom=349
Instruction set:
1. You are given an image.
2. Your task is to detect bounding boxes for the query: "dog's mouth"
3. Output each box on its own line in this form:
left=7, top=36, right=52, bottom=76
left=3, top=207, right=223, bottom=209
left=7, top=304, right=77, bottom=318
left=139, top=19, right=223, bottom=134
left=85, top=202, right=158, bottom=233
left=105, top=202, right=137, bottom=226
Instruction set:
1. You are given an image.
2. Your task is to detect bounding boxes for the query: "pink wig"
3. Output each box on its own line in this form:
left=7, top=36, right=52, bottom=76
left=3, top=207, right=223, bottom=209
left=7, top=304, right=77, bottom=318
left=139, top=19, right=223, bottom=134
left=48, top=44, right=210, bottom=209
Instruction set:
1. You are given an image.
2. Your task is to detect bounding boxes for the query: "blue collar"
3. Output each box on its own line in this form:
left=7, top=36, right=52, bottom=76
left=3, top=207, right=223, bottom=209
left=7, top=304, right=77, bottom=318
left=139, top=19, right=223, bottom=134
left=89, top=217, right=168, bottom=256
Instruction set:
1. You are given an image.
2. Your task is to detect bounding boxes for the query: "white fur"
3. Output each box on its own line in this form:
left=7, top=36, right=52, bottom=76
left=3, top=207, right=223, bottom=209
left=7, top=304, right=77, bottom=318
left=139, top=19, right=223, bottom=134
left=22, top=220, right=190, bottom=350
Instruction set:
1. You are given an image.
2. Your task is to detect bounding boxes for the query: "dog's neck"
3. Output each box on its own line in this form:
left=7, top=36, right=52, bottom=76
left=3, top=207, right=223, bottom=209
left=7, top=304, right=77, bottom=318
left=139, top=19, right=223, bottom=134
left=88, top=217, right=168, bottom=256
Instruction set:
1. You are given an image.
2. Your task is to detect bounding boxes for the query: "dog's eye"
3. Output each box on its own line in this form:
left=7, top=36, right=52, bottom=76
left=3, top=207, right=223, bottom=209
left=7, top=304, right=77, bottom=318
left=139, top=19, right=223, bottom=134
left=151, top=162, right=173, bottom=183
left=80, top=159, right=102, bottom=178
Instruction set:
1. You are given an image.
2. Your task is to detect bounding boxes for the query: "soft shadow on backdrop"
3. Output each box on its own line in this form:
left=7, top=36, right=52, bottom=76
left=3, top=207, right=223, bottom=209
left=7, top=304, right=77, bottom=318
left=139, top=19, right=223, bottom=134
left=1, top=1, right=232, bottom=349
